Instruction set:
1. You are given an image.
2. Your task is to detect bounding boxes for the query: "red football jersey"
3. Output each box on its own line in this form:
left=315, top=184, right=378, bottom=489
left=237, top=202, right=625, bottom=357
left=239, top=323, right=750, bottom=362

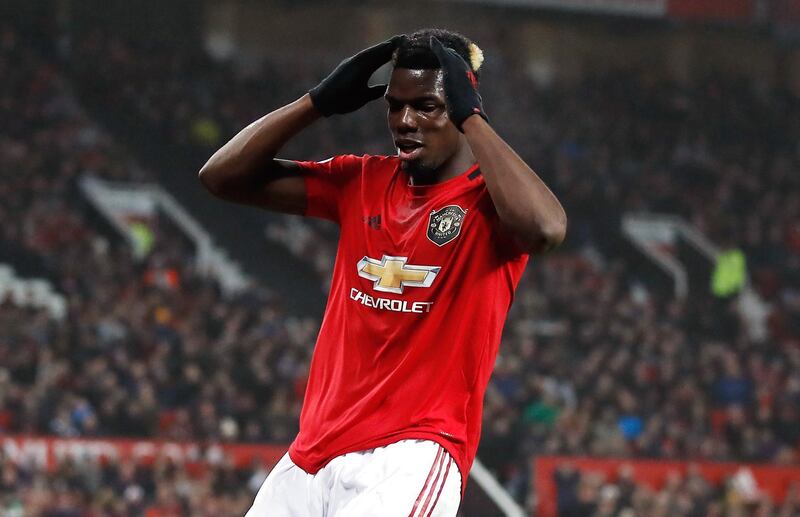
left=288, top=154, right=529, bottom=493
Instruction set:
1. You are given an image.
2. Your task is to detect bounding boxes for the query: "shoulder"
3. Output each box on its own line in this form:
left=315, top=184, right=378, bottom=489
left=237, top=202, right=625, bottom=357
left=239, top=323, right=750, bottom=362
left=312, top=154, right=396, bottom=173
left=333, top=154, right=399, bottom=183
left=361, top=154, right=398, bottom=171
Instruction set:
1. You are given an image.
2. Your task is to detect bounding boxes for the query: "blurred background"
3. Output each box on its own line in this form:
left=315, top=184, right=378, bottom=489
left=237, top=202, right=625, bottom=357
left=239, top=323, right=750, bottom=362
left=1, top=0, right=800, bottom=515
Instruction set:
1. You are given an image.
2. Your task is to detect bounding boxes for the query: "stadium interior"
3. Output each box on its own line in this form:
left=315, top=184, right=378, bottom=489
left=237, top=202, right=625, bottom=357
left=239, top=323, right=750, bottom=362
left=1, top=0, right=799, bottom=515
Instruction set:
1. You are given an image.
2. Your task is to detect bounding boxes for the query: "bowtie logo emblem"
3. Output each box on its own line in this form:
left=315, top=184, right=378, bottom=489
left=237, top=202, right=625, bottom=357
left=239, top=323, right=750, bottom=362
left=356, top=255, right=440, bottom=294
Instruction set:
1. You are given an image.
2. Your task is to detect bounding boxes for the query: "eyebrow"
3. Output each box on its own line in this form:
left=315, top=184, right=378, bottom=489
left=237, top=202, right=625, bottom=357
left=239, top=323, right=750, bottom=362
left=384, top=94, right=442, bottom=103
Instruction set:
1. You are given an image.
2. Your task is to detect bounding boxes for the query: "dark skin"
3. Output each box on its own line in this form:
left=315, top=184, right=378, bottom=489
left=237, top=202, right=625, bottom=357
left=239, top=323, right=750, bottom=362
left=199, top=67, right=566, bottom=254
left=385, top=68, right=473, bottom=184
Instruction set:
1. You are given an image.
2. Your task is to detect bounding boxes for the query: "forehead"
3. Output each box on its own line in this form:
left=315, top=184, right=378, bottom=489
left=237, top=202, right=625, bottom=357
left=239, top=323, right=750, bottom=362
left=386, top=68, right=445, bottom=100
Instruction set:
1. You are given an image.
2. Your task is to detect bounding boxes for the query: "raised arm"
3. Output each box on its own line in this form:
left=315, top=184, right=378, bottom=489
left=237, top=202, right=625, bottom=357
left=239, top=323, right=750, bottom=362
left=198, top=95, right=319, bottom=214
left=461, top=116, right=567, bottom=254
left=199, top=36, right=403, bottom=214
left=430, top=37, right=567, bottom=255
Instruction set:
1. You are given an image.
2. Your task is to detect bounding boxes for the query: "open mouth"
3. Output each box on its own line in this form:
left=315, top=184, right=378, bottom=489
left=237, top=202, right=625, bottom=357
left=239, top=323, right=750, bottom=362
left=396, top=140, right=424, bottom=161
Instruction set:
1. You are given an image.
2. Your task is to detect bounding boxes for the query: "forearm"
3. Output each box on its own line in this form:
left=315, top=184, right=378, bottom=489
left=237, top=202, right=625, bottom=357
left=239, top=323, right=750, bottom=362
left=199, top=94, right=320, bottom=195
left=462, top=116, right=567, bottom=253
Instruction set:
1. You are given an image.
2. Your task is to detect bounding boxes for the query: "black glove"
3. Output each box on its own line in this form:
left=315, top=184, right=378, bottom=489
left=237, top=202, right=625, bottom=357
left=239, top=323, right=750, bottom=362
left=310, top=35, right=404, bottom=117
left=429, top=36, right=489, bottom=131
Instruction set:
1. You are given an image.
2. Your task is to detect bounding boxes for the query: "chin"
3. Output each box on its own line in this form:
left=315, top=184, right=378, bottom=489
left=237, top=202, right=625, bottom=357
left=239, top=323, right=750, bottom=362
left=401, top=159, right=438, bottom=181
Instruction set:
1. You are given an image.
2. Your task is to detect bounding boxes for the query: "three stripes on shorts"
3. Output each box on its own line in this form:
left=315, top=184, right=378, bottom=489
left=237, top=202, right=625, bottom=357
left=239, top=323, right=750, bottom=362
left=408, top=445, right=452, bottom=517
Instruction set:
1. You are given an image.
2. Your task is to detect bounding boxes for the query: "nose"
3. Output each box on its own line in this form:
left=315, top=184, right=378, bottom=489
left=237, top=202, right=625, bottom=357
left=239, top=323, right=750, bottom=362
left=396, top=106, right=417, bottom=132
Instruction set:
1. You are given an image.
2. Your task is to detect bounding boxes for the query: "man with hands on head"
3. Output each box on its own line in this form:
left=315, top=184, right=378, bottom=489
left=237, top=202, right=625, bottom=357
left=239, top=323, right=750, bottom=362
left=200, top=28, right=566, bottom=517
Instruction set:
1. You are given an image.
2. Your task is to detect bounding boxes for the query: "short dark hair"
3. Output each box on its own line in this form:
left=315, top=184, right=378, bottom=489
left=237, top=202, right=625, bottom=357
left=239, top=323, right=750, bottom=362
left=392, top=28, right=483, bottom=79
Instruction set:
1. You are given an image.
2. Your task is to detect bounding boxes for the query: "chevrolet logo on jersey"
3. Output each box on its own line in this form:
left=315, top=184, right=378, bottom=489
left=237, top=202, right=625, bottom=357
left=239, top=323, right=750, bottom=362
left=356, top=255, right=440, bottom=294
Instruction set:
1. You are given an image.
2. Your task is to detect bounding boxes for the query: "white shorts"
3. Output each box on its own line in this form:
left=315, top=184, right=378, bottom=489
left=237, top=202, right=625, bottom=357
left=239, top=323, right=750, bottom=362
left=245, top=439, right=461, bottom=517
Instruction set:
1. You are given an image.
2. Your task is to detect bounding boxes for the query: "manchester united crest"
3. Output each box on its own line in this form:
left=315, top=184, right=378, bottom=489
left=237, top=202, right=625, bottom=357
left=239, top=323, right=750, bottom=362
left=427, top=205, right=467, bottom=247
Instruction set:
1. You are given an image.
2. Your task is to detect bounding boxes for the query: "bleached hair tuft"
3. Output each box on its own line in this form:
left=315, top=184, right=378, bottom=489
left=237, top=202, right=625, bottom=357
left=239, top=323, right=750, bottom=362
left=468, top=43, right=484, bottom=72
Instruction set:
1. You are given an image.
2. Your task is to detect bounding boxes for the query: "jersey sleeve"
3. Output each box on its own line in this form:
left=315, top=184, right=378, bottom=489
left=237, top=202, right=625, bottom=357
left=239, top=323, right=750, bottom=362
left=293, top=154, right=363, bottom=223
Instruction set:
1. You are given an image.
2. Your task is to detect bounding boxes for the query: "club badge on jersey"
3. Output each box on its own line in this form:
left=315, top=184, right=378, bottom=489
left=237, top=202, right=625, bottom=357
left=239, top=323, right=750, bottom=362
left=427, top=205, right=467, bottom=247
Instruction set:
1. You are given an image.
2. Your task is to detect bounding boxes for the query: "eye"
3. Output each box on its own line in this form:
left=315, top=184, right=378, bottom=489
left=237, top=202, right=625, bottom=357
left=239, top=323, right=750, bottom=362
left=386, top=99, right=403, bottom=112
left=413, top=101, right=440, bottom=114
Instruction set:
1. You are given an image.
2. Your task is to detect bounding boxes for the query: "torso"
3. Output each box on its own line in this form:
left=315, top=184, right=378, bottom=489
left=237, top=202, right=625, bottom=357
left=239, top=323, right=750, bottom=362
left=289, top=155, right=529, bottom=493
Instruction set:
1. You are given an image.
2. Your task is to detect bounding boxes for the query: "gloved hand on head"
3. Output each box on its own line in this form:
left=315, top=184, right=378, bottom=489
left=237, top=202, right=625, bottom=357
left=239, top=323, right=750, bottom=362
left=429, top=36, right=489, bottom=131
left=310, top=35, right=405, bottom=117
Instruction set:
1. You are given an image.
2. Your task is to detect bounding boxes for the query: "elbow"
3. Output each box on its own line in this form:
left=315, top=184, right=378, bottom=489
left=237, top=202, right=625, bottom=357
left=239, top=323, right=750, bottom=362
left=522, top=213, right=567, bottom=255
left=541, top=218, right=567, bottom=251
left=198, top=163, right=223, bottom=197
left=545, top=211, right=568, bottom=248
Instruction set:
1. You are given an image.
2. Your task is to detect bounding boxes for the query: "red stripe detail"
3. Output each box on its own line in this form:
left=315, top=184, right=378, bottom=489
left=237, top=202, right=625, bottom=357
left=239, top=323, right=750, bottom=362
left=425, top=457, right=451, bottom=517
left=408, top=446, right=444, bottom=517
left=417, top=447, right=447, bottom=517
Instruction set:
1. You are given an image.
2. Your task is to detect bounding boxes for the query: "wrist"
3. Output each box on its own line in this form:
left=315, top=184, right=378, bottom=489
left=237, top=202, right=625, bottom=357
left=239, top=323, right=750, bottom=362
left=284, top=94, right=324, bottom=126
left=307, top=84, right=333, bottom=117
left=300, top=93, right=324, bottom=119
left=459, top=111, right=489, bottom=132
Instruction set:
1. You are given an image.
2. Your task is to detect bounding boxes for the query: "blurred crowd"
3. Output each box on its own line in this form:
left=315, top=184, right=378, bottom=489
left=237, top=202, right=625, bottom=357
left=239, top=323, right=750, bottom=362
left=0, top=24, right=316, bottom=448
left=2, top=14, right=800, bottom=514
left=0, top=449, right=264, bottom=516
left=554, top=463, right=800, bottom=516
left=491, top=254, right=800, bottom=506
